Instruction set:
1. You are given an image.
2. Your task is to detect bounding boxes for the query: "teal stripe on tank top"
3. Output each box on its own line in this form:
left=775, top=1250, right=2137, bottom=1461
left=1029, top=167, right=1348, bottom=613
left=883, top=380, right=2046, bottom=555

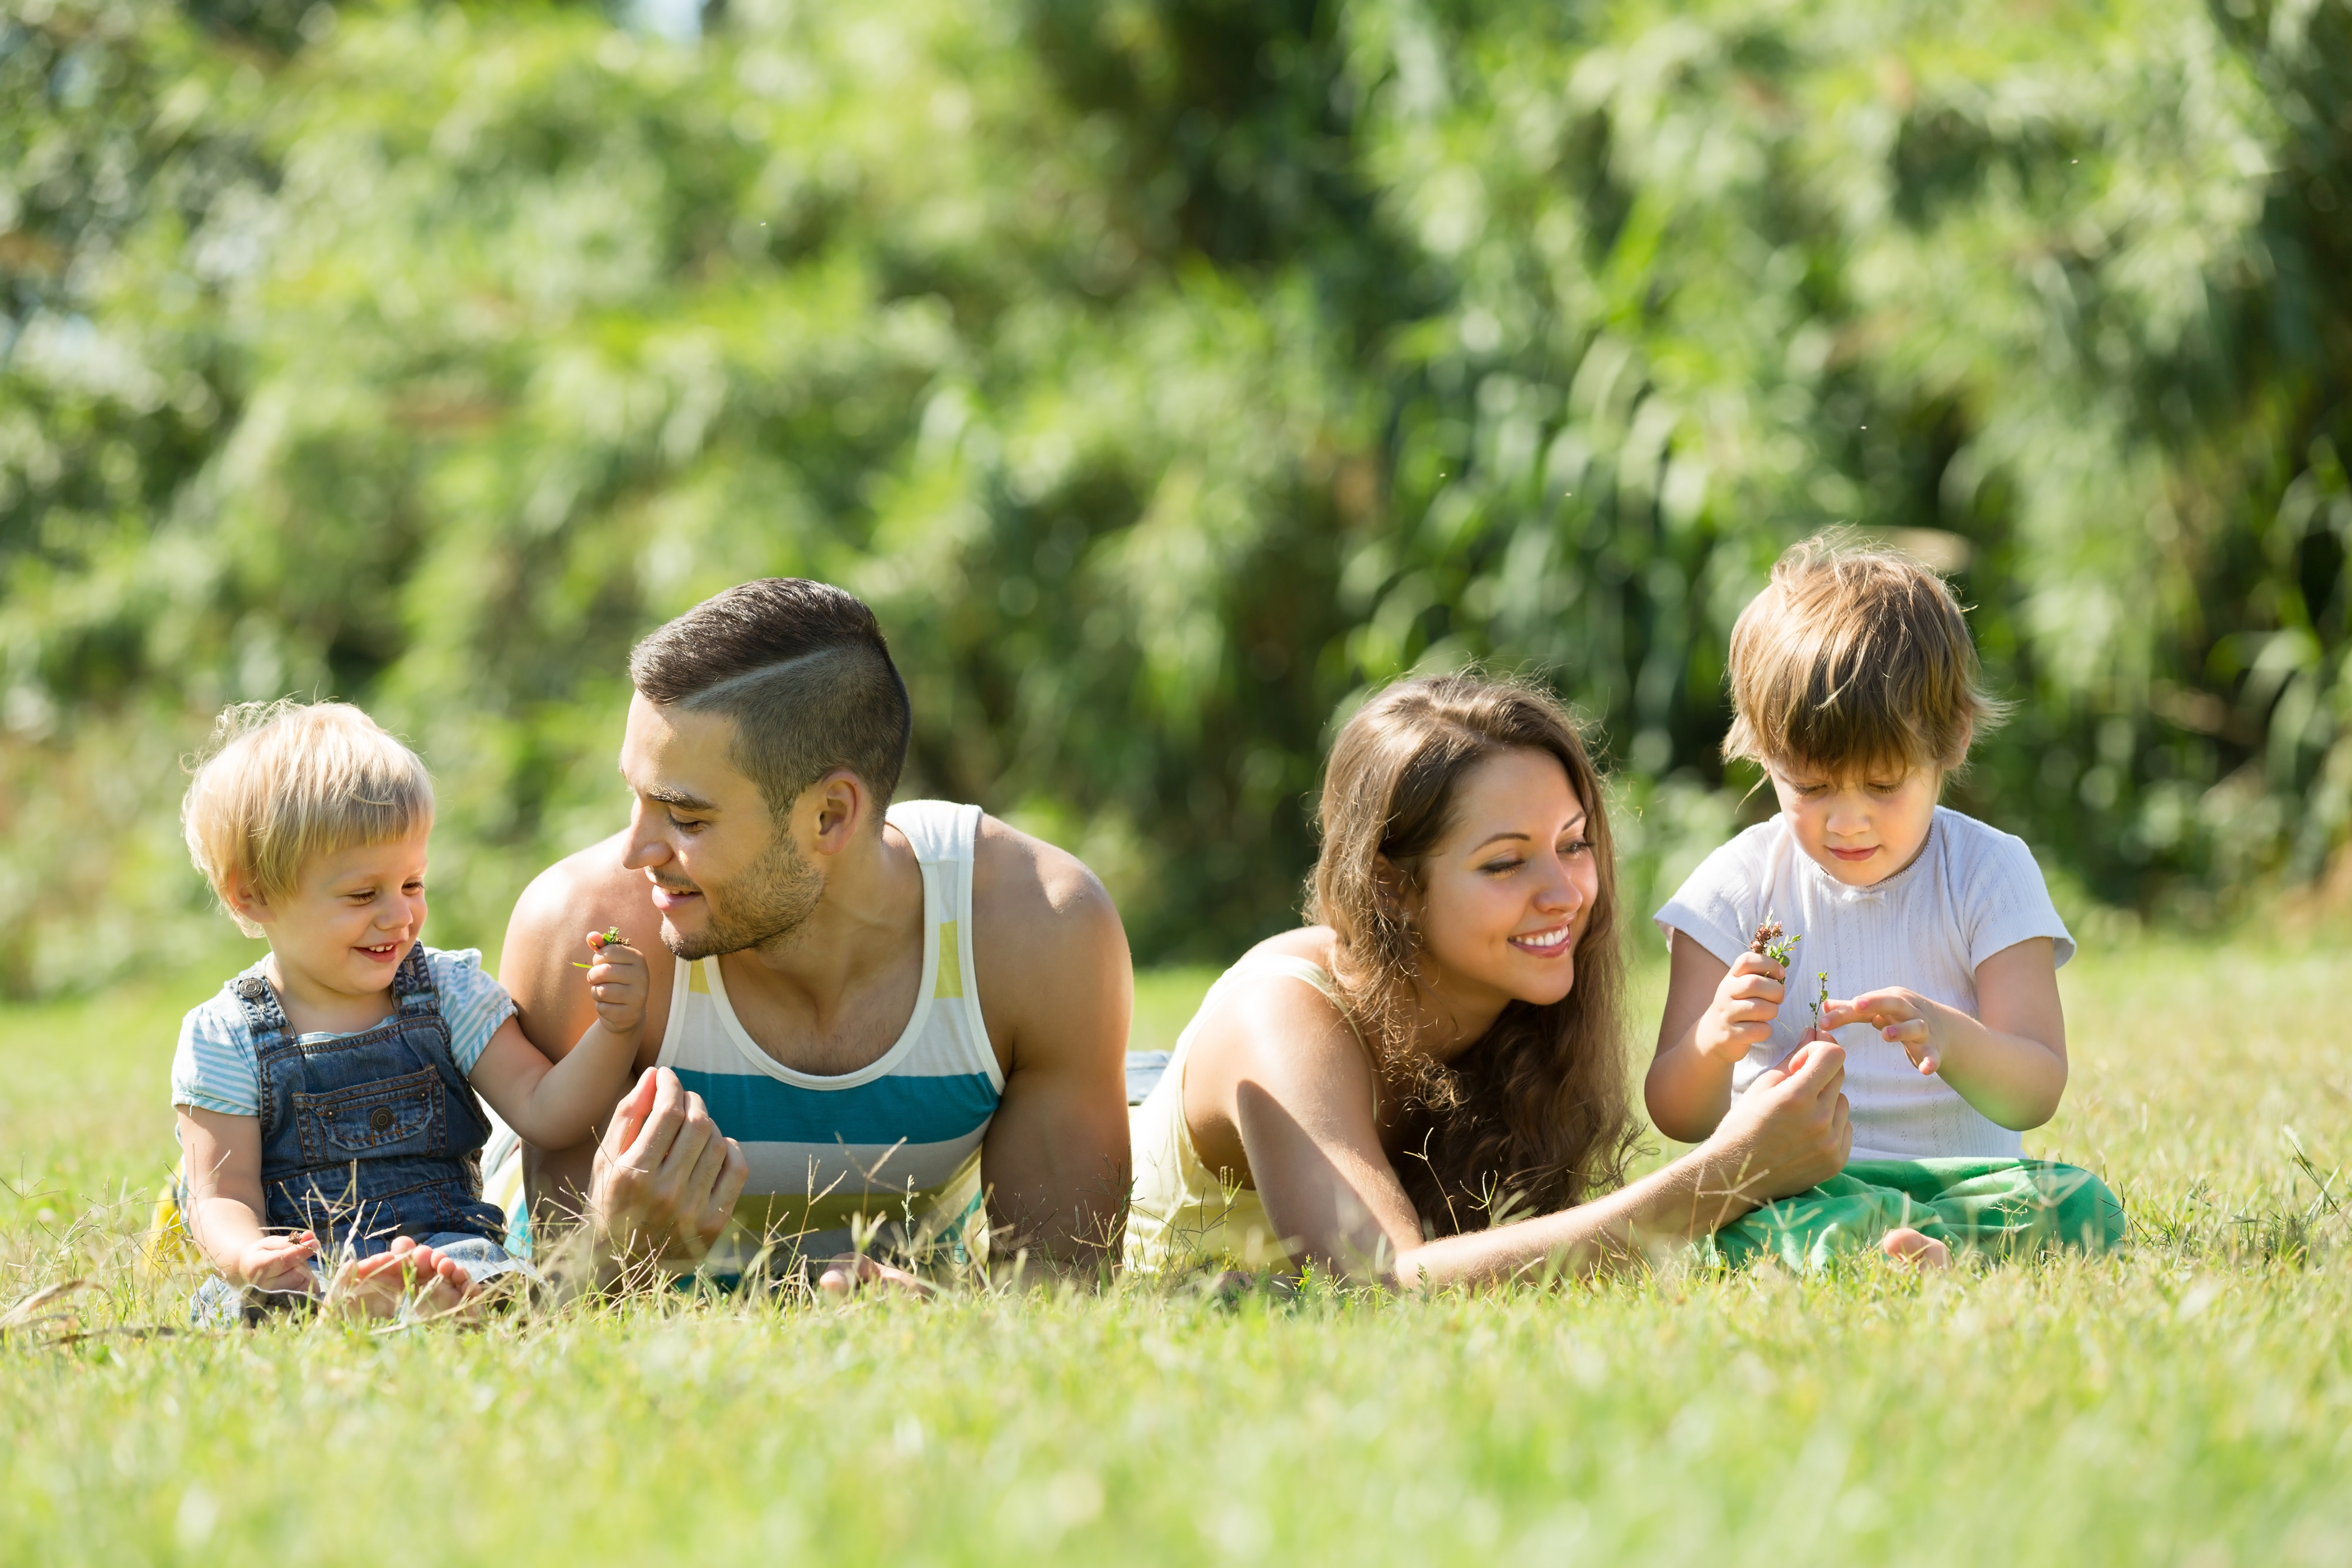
left=674, top=1068, right=999, bottom=1148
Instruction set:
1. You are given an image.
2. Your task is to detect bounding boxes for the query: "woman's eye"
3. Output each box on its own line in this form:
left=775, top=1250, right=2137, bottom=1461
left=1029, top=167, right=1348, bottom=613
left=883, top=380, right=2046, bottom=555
left=1480, top=858, right=1524, bottom=876
left=1561, top=837, right=1592, bottom=857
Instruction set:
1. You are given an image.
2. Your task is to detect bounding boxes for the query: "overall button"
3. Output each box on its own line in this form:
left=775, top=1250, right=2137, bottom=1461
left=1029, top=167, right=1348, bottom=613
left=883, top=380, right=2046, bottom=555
left=369, top=1106, right=395, bottom=1133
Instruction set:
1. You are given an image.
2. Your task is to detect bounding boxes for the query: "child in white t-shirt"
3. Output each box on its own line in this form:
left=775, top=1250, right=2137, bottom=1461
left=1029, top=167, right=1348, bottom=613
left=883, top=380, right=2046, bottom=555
left=169, top=700, right=648, bottom=1319
left=1648, top=535, right=2118, bottom=1268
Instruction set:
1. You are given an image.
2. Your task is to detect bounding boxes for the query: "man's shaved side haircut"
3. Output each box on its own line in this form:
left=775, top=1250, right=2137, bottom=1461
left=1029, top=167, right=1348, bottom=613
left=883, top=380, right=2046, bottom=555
left=629, top=580, right=912, bottom=821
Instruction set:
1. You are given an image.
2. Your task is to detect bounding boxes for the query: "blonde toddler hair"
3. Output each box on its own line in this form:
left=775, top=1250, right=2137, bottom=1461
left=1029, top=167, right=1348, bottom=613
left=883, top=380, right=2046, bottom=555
left=181, top=700, right=435, bottom=936
left=1723, top=532, right=2007, bottom=779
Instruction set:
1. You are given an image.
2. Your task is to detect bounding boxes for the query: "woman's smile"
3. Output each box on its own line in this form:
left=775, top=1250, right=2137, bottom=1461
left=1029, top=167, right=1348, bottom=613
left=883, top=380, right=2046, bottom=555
left=1507, top=922, right=1576, bottom=957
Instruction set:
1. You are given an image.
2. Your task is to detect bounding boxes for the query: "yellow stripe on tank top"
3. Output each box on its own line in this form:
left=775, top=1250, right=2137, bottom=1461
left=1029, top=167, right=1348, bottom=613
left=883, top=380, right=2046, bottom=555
left=688, top=959, right=711, bottom=995
left=934, top=921, right=962, bottom=998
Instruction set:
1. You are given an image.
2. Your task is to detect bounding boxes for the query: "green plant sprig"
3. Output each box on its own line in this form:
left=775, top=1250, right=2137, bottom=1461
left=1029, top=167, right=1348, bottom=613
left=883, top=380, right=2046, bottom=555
left=572, top=927, right=625, bottom=968
left=1749, top=915, right=1801, bottom=969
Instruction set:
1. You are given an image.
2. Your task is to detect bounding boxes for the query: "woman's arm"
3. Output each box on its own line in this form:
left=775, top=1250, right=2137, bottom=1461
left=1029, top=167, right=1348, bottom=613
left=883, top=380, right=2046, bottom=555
left=176, top=1108, right=319, bottom=1289
left=1191, top=974, right=1853, bottom=1291
left=1820, top=936, right=2067, bottom=1131
left=1645, top=935, right=1794, bottom=1144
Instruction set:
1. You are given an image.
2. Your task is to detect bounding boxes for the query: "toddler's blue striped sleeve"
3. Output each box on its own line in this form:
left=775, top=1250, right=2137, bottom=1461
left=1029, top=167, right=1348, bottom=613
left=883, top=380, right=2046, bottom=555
left=430, top=948, right=521, bottom=1078
left=170, top=991, right=261, bottom=1116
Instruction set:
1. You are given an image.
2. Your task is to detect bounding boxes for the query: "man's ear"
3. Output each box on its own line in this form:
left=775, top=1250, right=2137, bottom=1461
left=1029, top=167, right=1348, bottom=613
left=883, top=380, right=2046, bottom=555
left=804, top=771, right=868, bottom=858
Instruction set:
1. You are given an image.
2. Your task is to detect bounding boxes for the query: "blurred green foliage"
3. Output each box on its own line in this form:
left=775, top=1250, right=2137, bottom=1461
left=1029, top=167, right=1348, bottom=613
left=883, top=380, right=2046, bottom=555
left=2, top=0, right=2349, bottom=993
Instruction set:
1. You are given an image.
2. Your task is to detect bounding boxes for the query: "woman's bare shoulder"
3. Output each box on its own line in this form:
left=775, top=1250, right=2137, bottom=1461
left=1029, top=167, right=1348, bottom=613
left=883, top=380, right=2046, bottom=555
left=1236, top=925, right=1341, bottom=970
left=1190, top=927, right=1367, bottom=1087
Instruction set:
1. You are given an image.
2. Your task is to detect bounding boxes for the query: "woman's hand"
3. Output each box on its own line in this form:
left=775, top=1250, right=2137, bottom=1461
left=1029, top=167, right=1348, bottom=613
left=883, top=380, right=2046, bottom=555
left=1695, top=951, right=1789, bottom=1064
left=1701, top=1040, right=1853, bottom=1206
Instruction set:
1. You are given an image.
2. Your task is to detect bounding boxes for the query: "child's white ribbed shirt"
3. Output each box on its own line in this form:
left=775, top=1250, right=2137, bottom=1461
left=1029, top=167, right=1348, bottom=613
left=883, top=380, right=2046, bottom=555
left=1653, top=806, right=2073, bottom=1160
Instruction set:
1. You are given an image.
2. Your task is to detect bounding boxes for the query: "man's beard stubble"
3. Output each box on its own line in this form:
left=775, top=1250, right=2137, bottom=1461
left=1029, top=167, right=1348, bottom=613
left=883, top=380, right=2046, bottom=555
left=660, top=832, right=825, bottom=962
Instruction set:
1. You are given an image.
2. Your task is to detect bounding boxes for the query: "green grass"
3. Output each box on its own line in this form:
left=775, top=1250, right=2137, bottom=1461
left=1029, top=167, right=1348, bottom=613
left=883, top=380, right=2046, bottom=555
left=4, top=936, right=2349, bottom=1564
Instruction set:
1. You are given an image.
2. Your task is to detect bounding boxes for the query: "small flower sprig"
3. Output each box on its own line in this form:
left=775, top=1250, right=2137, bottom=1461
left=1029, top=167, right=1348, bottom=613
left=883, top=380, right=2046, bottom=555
left=572, top=928, right=625, bottom=968
left=1809, top=971, right=1829, bottom=1033
left=1749, top=915, right=1801, bottom=969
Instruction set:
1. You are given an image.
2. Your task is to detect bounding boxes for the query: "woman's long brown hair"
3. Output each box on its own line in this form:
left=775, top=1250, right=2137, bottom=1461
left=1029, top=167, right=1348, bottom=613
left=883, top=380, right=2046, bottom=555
left=1309, top=673, right=1641, bottom=1237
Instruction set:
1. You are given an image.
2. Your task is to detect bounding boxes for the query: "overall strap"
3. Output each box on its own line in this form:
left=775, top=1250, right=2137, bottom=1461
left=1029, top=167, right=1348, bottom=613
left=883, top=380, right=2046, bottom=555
left=234, top=970, right=297, bottom=1142
left=388, top=949, right=490, bottom=1157
left=232, top=971, right=293, bottom=1053
left=393, top=942, right=440, bottom=1016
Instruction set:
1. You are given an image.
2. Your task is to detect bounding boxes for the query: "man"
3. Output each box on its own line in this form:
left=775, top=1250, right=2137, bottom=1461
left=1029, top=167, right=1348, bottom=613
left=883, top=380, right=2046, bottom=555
left=497, top=579, right=1133, bottom=1288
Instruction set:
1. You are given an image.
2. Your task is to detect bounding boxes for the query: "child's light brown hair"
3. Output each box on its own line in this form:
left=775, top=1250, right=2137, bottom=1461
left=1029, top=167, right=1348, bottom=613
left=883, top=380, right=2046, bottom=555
left=1722, top=532, right=2007, bottom=779
left=181, top=700, right=434, bottom=935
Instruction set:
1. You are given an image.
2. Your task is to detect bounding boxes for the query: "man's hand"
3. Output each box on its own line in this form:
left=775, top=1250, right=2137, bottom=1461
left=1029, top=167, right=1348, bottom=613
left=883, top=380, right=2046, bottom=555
left=588, top=1067, right=749, bottom=1265
left=1695, top=951, right=1789, bottom=1064
left=1702, top=1039, right=1852, bottom=1208
left=232, top=1230, right=319, bottom=1293
left=1821, top=988, right=1945, bottom=1075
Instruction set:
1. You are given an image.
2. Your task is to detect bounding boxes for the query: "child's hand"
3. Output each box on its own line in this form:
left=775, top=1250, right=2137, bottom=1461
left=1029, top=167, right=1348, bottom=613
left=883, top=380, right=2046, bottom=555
left=1695, top=951, right=1789, bottom=1064
left=232, top=1230, right=319, bottom=1293
left=583, top=929, right=649, bottom=1037
left=1821, top=988, right=1947, bottom=1075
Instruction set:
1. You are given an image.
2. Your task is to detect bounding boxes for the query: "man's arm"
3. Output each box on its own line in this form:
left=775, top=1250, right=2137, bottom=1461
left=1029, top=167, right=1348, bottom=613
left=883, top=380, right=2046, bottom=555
left=969, top=817, right=1134, bottom=1278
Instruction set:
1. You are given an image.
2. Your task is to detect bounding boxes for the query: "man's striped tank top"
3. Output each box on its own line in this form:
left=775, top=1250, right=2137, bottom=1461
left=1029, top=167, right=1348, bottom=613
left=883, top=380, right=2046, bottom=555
left=663, top=800, right=1003, bottom=1271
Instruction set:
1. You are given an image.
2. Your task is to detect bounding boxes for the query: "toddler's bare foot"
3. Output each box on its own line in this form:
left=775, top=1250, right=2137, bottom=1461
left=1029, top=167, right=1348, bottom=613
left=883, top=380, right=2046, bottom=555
left=1881, top=1227, right=1950, bottom=1270
left=329, top=1238, right=476, bottom=1319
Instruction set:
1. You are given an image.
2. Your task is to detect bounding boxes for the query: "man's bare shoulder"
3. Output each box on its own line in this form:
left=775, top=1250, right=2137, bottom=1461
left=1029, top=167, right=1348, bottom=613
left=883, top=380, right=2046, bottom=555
left=966, top=814, right=1129, bottom=1051
left=968, top=813, right=1122, bottom=930
left=507, top=831, right=664, bottom=947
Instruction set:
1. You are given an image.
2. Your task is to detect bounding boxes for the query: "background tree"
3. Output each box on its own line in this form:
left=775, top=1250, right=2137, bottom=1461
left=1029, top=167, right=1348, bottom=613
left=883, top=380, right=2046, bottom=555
left=2, top=0, right=2347, bottom=993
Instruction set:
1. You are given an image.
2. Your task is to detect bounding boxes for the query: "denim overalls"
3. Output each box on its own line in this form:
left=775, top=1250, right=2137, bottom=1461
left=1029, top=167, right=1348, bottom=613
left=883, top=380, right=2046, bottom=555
left=188, top=947, right=524, bottom=1324
left=242, top=943, right=508, bottom=1251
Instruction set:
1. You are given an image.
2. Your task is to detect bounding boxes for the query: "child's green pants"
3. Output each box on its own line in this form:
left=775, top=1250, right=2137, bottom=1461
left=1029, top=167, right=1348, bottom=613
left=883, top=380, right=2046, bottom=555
left=1706, top=1159, right=2124, bottom=1270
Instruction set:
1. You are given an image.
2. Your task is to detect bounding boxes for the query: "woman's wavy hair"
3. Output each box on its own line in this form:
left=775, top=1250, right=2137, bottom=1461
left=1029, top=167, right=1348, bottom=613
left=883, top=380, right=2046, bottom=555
left=1308, top=672, right=1641, bottom=1236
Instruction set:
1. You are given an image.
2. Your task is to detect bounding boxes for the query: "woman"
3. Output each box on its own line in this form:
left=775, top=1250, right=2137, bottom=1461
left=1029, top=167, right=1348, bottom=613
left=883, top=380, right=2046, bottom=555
left=1126, top=674, right=1853, bottom=1287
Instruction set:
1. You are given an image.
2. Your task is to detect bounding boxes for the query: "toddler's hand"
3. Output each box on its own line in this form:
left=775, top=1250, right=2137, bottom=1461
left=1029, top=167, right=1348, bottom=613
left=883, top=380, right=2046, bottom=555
left=583, top=929, right=649, bottom=1037
left=1696, top=951, right=1787, bottom=1065
left=1821, top=988, right=1944, bottom=1075
left=233, top=1230, right=319, bottom=1293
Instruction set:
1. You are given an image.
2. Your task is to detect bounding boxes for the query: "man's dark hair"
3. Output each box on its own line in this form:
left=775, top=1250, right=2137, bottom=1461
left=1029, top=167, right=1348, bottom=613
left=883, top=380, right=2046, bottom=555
left=629, top=580, right=912, bottom=820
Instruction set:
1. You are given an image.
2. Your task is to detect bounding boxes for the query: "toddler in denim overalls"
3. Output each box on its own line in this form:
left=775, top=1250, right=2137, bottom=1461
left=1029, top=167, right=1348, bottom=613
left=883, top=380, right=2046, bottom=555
left=169, top=700, right=650, bottom=1322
